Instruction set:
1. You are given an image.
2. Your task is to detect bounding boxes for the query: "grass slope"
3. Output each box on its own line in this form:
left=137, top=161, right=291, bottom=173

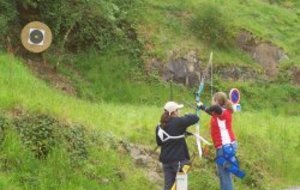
left=0, top=124, right=155, bottom=190
left=0, top=54, right=300, bottom=189
left=56, top=48, right=300, bottom=115
left=133, top=0, right=300, bottom=65
left=55, top=48, right=192, bottom=106
left=31, top=0, right=299, bottom=116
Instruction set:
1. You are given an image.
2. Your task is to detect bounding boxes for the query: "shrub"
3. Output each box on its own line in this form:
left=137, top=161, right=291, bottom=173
left=0, top=114, right=10, bottom=143
left=63, top=123, right=88, bottom=166
left=190, top=2, right=235, bottom=47
left=13, top=114, right=59, bottom=158
left=0, top=0, right=141, bottom=52
left=12, top=114, right=89, bottom=165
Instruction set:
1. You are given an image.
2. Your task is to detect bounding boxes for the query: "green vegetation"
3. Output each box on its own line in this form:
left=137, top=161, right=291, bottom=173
left=56, top=47, right=191, bottom=105
left=45, top=0, right=300, bottom=110
left=0, top=0, right=300, bottom=189
left=0, top=54, right=299, bottom=189
left=0, top=54, right=158, bottom=141
left=134, top=0, right=300, bottom=65
left=0, top=114, right=154, bottom=190
left=53, top=47, right=300, bottom=113
left=0, top=0, right=142, bottom=51
left=189, top=2, right=234, bottom=47
left=1, top=0, right=300, bottom=67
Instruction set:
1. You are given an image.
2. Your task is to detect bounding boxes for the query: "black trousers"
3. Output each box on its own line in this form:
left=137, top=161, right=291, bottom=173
left=162, top=160, right=189, bottom=190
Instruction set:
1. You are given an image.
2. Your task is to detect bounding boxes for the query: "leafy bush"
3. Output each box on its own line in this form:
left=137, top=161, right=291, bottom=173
left=0, top=112, right=155, bottom=189
left=0, top=0, right=142, bottom=53
left=11, top=114, right=89, bottom=164
left=63, top=123, right=88, bottom=165
left=39, top=0, right=123, bottom=50
left=13, top=114, right=59, bottom=158
left=190, top=2, right=235, bottom=47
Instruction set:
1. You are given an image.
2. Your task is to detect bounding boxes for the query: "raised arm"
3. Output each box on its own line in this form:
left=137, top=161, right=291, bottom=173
left=199, top=104, right=222, bottom=116
left=179, top=114, right=199, bottom=128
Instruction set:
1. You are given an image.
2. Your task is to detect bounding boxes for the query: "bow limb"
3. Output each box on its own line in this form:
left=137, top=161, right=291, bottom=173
left=195, top=124, right=202, bottom=158
left=193, top=133, right=212, bottom=145
left=194, top=52, right=213, bottom=159
left=195, top=78, right=204, bottom=158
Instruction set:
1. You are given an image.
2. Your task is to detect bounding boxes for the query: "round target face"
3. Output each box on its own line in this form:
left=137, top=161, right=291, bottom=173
left=229, top=88, right=241, bottom=104
left=29, top=29, right=44, bottom=45
left=21, top=21, right=52, bottom=53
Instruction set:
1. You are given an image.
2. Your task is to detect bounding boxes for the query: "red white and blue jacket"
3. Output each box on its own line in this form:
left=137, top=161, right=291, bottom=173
left=200, top=105, right=236, bottom=149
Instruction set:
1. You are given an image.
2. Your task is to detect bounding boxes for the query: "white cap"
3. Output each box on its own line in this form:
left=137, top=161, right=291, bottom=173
left=164, top=101, right=184, bottom=114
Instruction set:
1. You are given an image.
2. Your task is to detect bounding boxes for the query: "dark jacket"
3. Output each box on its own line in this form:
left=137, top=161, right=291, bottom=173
left=155, top=114, right=199, bottom=164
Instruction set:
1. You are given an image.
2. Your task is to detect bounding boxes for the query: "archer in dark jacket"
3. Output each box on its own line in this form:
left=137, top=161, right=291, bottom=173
left=156, top=101, right=199, bottom=190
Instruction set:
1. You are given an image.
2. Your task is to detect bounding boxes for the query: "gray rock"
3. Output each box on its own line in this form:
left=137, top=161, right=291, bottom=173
left=162, top=50, right=202, bottom=87
left=125, top=143, right=163, bottom=185
left=236, top=31, right=289, bottom=78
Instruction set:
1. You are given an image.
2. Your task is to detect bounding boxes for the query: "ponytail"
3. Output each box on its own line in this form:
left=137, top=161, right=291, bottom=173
left=225, top=99, right=234, bottom=111
left=160, top=111, right=171, bottom=128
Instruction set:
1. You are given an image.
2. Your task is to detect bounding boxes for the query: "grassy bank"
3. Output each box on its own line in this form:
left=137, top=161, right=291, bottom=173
left=134, top=0, right=300, bottom=65
left=0, top=54, right=299, bottom=189
left=0, top=117, right=155, bottom=190
left=0, top=0, right=299, bottom=189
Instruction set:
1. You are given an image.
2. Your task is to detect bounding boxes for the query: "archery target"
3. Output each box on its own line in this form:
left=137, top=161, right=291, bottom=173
left=28, top=28, right=45, bottom=45
left=21, top=21, right=52, bottom=53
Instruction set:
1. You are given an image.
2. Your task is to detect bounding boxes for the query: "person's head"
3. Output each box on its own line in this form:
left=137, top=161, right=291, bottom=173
left=212, top=92, right=233, bottom=111
left=160, top=101, right=184, bottom=128
left=164, top=101, right=183, bottom=116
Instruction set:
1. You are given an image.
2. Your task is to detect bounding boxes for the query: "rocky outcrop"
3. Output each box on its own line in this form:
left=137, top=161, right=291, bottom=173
left=146, top=50, right=260, bottom=87
left=147, top=50, right=203, bottom=87
left=236, top=31, right=289, bottom=78
left=163, top=50, right=202, bottom=87
left=118, top=141, right=163, bottom=187
left=149, top=31, right=291, bottom=85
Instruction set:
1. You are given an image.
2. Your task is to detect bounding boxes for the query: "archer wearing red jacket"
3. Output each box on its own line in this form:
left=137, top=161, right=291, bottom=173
left=199, top=92, right=245, bottom=190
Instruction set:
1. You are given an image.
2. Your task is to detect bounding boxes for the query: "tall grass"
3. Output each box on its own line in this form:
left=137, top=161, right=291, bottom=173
left=234, top=112, right=300, bottom=188
left=0, top=54, right=160, bottom=142
left=0, top=128, right=154, bottom=190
